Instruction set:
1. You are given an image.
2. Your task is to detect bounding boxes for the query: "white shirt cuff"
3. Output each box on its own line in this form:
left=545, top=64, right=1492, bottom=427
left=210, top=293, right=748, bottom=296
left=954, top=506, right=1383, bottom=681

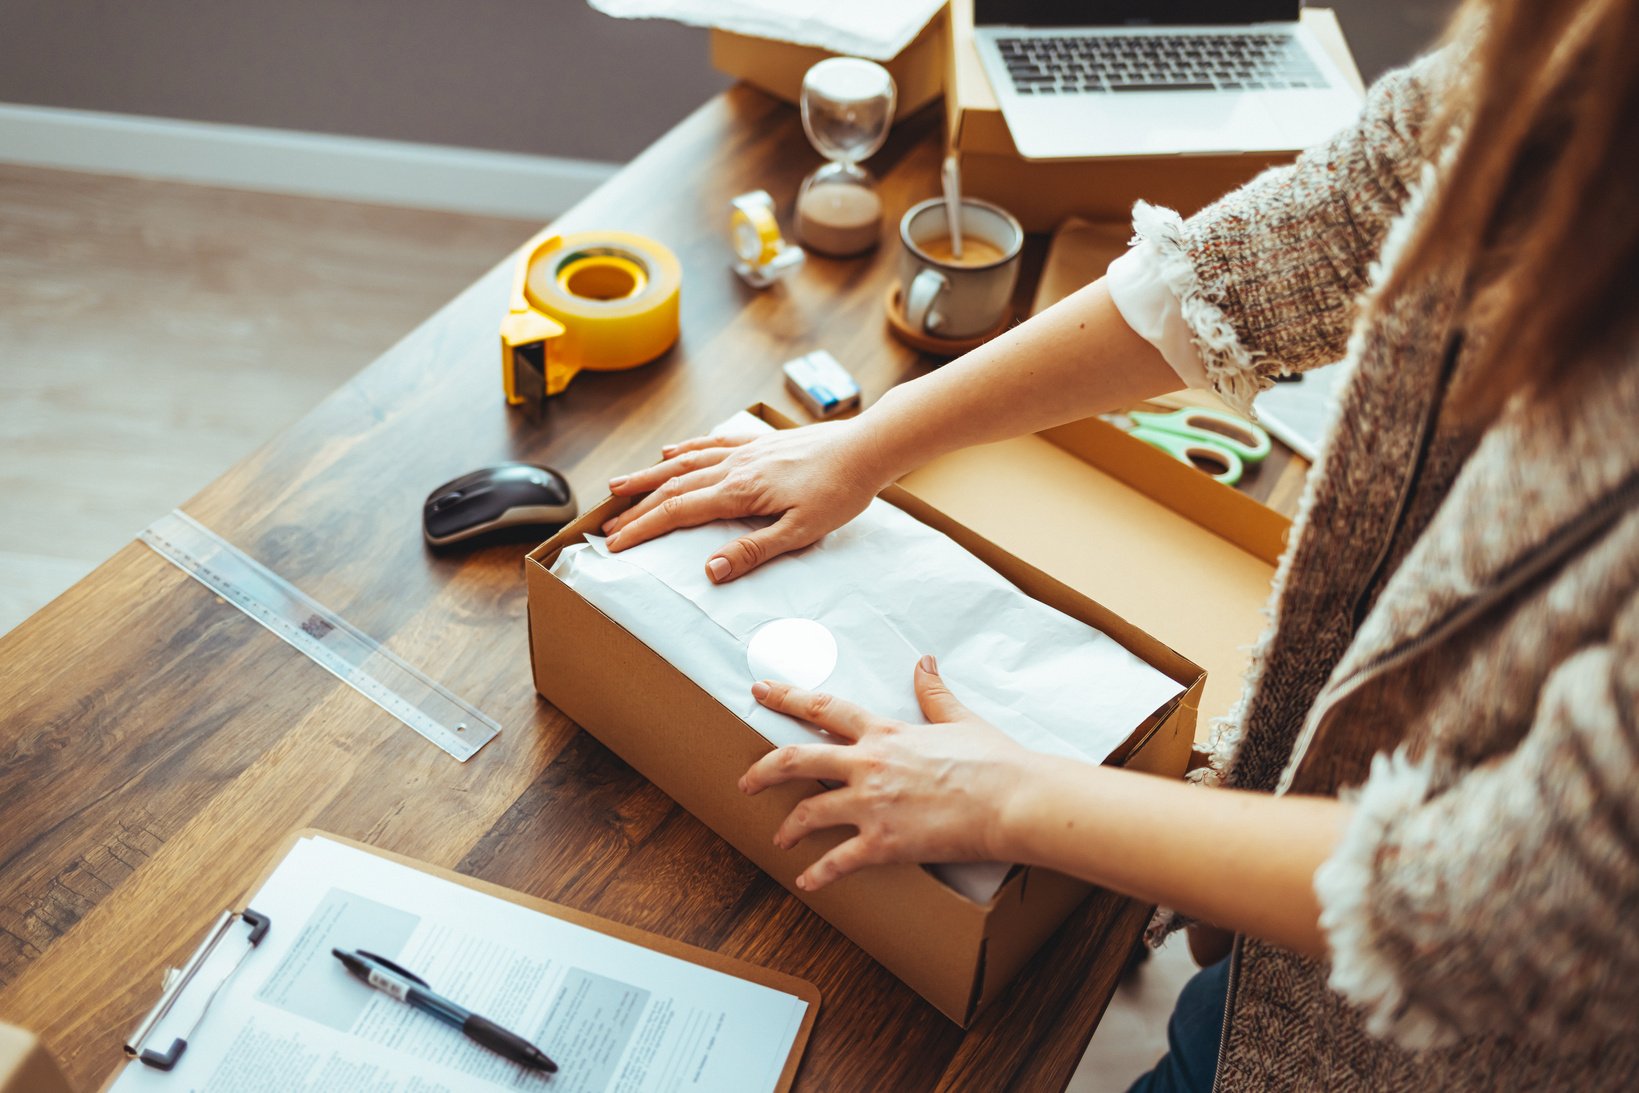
left=1106, top=241, right=1209, bottom=390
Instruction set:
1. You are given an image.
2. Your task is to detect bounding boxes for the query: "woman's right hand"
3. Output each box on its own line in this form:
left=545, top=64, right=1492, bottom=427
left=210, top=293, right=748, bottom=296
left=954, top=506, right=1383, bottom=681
left=600, top=417, right=893, bottom=583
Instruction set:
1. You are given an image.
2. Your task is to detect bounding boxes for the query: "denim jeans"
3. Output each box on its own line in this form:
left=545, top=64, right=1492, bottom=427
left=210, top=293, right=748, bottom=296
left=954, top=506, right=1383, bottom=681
left=1125, top=957, right=1229, bottom=1093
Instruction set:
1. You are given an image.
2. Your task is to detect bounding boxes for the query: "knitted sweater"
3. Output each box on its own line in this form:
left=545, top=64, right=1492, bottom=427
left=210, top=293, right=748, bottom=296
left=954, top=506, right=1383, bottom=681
left=1136, top=47, right=1639, bottom=1089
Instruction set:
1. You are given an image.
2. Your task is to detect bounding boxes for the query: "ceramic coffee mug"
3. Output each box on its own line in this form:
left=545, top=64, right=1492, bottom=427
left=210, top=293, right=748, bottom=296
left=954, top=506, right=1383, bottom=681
left=897, top=197, right=1024, bottom=339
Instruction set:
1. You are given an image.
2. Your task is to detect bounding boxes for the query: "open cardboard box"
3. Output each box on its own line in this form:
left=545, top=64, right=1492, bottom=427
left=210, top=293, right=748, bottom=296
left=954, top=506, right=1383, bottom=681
left=526, top=404, right=1201, bottom=1025
left=945, top=2, right=1365, bottom=232
left=710, top=7, right=948, bottom=123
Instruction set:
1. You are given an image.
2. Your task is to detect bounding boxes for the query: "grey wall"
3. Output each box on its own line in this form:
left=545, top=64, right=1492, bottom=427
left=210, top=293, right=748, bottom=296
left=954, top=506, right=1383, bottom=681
left=0, top=1, right=1452, bottom=165
left=1328, top=0, right=1455, bottom=89
left=0, top=0, right=733, bottom=162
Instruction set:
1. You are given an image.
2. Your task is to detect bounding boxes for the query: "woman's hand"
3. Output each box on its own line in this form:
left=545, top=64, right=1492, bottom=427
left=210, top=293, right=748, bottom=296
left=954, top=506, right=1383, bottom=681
left=738, top=656, right=1038, bottom=892
left=602, top=419, right=893, bottom=583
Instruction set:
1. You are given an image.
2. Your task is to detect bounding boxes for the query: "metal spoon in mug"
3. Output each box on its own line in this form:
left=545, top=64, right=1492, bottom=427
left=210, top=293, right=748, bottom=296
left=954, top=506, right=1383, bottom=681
left=941, top=154, right=963, bottom=260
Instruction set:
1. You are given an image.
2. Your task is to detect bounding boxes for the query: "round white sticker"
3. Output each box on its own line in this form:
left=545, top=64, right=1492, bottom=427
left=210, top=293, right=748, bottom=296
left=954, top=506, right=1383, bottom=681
left=745, top=618, right=838, bottom=690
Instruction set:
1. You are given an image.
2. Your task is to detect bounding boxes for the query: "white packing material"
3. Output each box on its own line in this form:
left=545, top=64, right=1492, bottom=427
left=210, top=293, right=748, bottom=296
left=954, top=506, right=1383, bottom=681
left=550, top=414, right=1184, bottom=902
left=586, top=0, right=945, bottom=62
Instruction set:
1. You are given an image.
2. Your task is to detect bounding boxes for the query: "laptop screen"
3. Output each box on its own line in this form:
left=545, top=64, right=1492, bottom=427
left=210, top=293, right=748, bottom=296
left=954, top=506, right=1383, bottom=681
left=974, top=2, right=1302, bottom=27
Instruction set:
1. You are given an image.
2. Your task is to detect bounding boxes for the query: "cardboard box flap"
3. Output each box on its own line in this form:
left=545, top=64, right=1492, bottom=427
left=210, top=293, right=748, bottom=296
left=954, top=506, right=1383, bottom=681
left=1041, top=418, right=1290, bottom=564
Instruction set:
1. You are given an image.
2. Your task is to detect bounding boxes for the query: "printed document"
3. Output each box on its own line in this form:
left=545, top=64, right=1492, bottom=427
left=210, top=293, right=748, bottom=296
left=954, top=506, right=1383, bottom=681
left=111, top=835, right=807, bottom=1093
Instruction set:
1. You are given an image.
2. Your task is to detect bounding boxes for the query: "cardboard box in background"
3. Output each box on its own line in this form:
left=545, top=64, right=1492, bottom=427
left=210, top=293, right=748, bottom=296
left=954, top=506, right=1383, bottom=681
left=527, top=404, right=1200, bottom=1025
left=945, top=3, right=1366, bottom=231
left=961, top=153, right=1294, bottom=232
left=710, top=7, right=949, bottom=123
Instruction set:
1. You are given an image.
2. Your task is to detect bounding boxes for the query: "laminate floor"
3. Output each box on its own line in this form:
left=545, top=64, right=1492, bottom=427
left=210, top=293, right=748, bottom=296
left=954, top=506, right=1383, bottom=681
left=0, top=164, right=539, bottom=635
left=0, top=163, right=1192, bottom=1090
left=1071, top=936, right=1201, bottom=1091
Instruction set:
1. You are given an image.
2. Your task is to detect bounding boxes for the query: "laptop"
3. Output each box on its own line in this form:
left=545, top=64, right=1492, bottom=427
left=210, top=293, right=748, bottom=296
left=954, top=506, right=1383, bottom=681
left=972, top=1, right=1361, bottom=160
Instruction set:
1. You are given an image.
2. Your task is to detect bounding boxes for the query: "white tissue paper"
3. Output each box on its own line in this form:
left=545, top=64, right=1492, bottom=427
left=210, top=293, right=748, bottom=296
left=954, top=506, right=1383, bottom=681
left=551, top=413, right=1184, bottom=902
left=587, top=0, right=945, bottom=62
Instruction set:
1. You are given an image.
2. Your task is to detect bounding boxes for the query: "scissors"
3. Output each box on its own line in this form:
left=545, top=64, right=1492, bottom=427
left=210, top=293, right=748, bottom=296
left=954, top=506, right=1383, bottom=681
left=1105, top=406, right=1272, bottom=486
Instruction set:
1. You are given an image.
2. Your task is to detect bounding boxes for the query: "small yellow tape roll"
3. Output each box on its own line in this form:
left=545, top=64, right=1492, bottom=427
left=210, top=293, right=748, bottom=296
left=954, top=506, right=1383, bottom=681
left=731, top=202, right=782, bottom=266
left=500, top=228, right=681, bottom=402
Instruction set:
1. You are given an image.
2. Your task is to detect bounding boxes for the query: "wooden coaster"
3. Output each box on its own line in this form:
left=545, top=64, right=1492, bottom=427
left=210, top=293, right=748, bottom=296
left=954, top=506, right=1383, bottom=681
left=884, top=284, right=1011, bottom=357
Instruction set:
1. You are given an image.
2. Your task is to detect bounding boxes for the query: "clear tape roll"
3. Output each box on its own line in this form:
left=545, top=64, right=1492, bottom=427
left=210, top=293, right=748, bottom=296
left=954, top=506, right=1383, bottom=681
left=731, top=201, right=782, bottom=265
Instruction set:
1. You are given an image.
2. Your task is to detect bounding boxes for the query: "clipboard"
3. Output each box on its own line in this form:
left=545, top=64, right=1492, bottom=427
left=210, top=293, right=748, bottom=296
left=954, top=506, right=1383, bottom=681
left=112, top=828, right=820, bottom=1092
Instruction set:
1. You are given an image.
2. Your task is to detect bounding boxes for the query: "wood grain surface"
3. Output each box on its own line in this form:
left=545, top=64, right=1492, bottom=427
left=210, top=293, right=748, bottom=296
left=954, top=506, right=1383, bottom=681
left=0, top=88, right=1295, bottom=1092
left=0, top=164, right=538, bottom=635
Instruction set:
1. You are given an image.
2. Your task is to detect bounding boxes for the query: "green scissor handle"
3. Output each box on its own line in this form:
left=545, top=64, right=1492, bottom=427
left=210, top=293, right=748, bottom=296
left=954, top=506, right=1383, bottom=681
left=1129, top=407, right=1272, bottom=463
left=1129, top=427, right=1246, bottom=486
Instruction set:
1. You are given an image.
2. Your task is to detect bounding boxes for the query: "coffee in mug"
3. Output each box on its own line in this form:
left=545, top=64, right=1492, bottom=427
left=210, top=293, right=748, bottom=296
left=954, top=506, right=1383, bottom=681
left=917, top=236, right=1007, bottom=268
left=896, top=197, right=1023, bottom=340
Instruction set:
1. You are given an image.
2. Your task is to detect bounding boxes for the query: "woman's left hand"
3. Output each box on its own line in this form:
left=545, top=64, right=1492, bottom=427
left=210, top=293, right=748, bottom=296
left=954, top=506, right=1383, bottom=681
left=738, top=655, right=1036, bottom=892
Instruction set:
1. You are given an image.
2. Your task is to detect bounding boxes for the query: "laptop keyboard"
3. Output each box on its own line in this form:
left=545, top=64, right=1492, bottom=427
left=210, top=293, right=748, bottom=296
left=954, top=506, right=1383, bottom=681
left=996, top=32, right=1325, bottom=94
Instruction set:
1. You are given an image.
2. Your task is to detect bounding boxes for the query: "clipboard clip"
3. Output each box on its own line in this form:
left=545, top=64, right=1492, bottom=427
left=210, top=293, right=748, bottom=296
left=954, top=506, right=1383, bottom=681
left=124, top=908, right=270, bottom=1072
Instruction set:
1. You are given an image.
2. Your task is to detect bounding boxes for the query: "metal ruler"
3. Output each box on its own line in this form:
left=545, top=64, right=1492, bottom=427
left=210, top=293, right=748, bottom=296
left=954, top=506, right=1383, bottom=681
left=139, top=510, right=499, bottom=762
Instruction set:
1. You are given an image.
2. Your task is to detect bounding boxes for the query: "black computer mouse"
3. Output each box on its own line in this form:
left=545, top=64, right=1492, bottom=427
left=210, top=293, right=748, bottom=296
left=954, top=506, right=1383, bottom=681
left=423, top=463, right=578, bottom=548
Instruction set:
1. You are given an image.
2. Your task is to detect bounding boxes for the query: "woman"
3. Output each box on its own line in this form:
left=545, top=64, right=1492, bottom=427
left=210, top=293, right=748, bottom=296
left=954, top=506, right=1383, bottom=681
left=603, top=0, right=1639, bottom=1086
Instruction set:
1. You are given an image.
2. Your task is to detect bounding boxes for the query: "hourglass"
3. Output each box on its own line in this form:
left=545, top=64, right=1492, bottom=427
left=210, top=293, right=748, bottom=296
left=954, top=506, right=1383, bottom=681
left=795, top=58, right=896, bottom=257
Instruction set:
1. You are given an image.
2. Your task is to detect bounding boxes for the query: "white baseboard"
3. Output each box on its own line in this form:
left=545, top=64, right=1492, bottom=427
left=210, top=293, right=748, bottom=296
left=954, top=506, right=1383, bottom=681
left=0, top=102, right=619, bottom=220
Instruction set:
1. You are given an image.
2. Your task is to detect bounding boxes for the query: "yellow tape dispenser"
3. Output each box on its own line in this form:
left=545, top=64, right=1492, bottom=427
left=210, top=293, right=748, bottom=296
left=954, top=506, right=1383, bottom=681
left=500, top=228, right=682, bottom=404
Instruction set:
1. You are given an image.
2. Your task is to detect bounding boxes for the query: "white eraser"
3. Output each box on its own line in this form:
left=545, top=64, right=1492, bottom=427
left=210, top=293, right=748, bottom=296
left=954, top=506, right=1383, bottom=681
left=782, top=350, right=861, bottom=419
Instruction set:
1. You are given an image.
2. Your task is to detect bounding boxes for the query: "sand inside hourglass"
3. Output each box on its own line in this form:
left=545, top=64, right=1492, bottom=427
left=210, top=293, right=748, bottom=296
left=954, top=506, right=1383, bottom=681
left=796, top=58, right=895, bottom=258
left=796, top=180, right=883, bottom=256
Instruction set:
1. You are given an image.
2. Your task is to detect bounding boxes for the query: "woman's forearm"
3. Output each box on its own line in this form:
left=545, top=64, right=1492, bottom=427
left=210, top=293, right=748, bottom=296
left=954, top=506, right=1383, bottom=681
left=999, top=757, right=1350, bottom=957
left=858, top=277, right=1182, bottom=481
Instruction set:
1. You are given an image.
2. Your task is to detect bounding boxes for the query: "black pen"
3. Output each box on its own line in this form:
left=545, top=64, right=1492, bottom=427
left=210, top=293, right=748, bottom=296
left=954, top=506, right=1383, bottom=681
left=333, top=948, right=558, bottom=1073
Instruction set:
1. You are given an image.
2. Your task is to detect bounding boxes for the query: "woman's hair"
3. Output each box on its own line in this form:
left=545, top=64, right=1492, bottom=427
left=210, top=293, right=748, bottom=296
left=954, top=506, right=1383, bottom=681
left=1384, top=0, right=1639, bottom=415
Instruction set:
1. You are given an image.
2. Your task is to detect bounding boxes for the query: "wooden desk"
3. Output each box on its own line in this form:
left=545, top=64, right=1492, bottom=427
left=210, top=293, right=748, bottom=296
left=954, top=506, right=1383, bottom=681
left=0, top=88, right=1296, bottom=1091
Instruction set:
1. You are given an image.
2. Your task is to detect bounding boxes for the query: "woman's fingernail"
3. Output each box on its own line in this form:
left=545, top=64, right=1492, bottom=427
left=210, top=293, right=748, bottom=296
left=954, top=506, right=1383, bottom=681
left=601, top=519, right=618, bottom=534
left=751, top=680, right=770, bottom=701
left=708, top=557, right=732, bottom=582
left=795, top=875, right=808, bottom=891
left=661, top=444, right=679, bottom=457
left=609, top=475, right=628, bottom=490
left=918, top=654, right=938, bottom=673
left=606, top=533, right=623, bottom=551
